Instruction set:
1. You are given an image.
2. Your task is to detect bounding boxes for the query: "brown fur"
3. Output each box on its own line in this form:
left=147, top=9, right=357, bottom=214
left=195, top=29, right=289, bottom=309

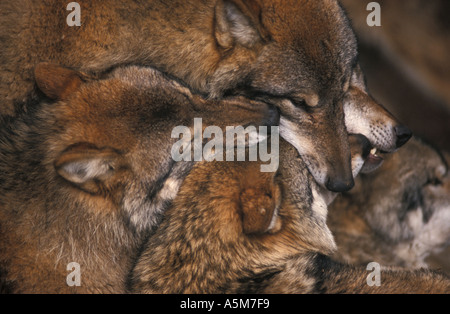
left=130, top=139, right=450, bottom=294
left=0, top=0, right=411, bottom=192
left=0, top=64, right=274, bottom=293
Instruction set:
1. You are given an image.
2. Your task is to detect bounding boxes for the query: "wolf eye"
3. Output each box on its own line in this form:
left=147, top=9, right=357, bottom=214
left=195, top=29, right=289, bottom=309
left=291, top=94, right=319, bottom=108
left=291, top=98, right=307, bottom=108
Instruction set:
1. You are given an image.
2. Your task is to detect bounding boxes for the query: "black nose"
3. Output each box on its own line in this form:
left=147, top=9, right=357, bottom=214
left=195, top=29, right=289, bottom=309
left=395, top=125, right=412, bottom=148
left=263, top=105, right=280, bottom=127
left=325, top=176, right=355, bottom=193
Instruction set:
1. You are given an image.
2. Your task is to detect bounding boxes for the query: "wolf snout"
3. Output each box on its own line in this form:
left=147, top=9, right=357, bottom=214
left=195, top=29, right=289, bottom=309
left=369, top=123, right=412, bottom=153
left=261, top=104, right=280, bottom=127
left=350, top=134, right=384, bottom=174
left=242, top=103, right=279, bottom=131
left=224, top=97, right=279, bottom=128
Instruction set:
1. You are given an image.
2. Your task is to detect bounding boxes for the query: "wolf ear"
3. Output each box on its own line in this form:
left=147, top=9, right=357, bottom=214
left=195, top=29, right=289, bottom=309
left=55, top=143, right=125, bottom=194
left=34, top=63, right=87, bottom=100
left=239, top=177, right=281, bottom=235
left=350, top=63, right=368, bottom=92
left=214, top=0, right=265, bottom=49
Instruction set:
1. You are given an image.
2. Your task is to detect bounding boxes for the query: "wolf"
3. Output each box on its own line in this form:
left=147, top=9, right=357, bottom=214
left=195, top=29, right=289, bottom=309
left=129, top=138, right=449, bottom=294
left=328, top=137, right=450, bottom=270
left=0, top=63, right=274, bottom=293
left=0, top=0, right=411, bottom=192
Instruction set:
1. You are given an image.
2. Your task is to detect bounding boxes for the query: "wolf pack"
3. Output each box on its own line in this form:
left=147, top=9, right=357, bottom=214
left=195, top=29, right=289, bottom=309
left=0, top=0, right=448, bottom=294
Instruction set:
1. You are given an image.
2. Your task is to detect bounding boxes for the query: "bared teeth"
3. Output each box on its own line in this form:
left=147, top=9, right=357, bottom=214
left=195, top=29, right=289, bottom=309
left=370, top=148, right=377, bottom=156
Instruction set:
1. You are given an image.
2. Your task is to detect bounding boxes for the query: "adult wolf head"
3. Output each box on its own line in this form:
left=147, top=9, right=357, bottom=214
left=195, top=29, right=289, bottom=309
left=210, top=0, right=411, bottom=191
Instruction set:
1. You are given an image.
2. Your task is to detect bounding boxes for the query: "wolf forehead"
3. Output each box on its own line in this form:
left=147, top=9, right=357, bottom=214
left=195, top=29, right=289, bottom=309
left=57, top=67, right=184, bottom=123
left=252, top=0, right=358, bottom=94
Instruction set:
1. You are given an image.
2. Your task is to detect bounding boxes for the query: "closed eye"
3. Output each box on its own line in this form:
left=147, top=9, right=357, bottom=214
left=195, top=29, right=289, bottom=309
left=425, top=177, right=443, bottom=186
left=290, top=98, right=307, bottom=108
left=249, top=92, right=315, bottom=112
left=292, top=94, right=319, bottom=108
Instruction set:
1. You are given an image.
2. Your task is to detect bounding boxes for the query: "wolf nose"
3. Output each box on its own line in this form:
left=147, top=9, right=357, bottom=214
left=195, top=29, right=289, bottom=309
left=325, top=176, right=355, bottom=193
left=262, top=105, right=280, bottom=127
left=394, top=125, right=412, bottom=148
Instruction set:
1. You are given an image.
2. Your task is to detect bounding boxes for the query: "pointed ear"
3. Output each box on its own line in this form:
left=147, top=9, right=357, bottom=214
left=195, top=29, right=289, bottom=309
left=55, top=143, right=125, bottom=194
left=34, top=63, right=87, bottom=100
left=350, top=63, right=368, bottom=92
left=239, top=175, right=282, bottom=235
left=214, top=0, right=265, bottom=49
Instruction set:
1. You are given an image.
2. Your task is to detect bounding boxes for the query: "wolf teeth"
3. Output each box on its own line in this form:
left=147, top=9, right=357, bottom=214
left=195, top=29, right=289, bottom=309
left=370, top=148, right=377, bottom=156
